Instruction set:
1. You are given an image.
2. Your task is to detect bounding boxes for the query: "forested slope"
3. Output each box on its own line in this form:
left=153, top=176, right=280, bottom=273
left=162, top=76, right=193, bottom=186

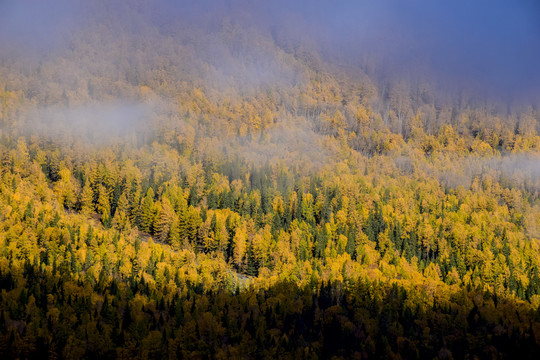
left=1, top=0, right=540, bottom=358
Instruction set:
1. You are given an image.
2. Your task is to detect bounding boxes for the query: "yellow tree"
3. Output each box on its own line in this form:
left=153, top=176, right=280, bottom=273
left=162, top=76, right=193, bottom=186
left=112, top=192, right=130, bottom=230
left=79, top=181, right=94, bottom=216
left=154, top=198, right=175, bottom=243
left=232, top=225, right=248, bottom=271
left=140, top=188, right=156, bottom=233
left=54, top=168, right=77, bottom=209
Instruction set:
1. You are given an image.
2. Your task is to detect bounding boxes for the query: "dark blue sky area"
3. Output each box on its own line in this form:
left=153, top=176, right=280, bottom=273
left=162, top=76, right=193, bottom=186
left=273, top=0, right=540, bottom=99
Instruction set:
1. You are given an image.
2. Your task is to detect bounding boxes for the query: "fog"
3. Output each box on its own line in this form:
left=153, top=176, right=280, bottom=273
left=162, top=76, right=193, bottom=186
left=267, top=0, right=540, bottom=102
left=225, top=124, right=331, bottom=171
left=420, top=154, right=540, bottom=195
left=1, top=0, right=538, bottom=103
left=15, top=101, right=158, bottom=146
left=0, top=0, right=84, bottom=54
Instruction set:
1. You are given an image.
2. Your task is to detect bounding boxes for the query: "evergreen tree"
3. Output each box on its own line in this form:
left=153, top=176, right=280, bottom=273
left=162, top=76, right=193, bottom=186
left=140, top=188, right=156, bottom=233
left=154, top=198, right=175, bottom=243
left=79, top=181, right=94, bottom=216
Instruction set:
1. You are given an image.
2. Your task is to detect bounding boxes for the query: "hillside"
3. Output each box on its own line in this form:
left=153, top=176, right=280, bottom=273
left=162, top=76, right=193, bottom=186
left=1, top=1, right=540, bottom=358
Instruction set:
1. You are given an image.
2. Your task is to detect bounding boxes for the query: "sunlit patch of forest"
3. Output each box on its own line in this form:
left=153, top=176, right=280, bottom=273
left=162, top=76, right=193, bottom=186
left=1, top=0, right=540, bottom=358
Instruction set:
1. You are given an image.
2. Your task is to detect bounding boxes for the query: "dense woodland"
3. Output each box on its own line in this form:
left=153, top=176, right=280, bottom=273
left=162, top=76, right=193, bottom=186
left=1, top=0, right=540, bottom=358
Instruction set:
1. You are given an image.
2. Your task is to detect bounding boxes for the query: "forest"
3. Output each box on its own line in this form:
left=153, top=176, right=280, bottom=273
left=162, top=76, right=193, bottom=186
left=1, top=0, right=540, bottom=358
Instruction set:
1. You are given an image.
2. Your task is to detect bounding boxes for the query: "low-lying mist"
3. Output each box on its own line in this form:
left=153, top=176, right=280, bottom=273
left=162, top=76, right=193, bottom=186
left=14, top=101, right=158, bottom=146
left=228, top=124, right=330, bottom=170
left=408, top=153, right=540, bottom=196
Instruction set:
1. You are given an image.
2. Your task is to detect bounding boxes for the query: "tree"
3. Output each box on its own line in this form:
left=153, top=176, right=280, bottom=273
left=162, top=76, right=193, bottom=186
left=112, top=192, right=130, bottom=230
left=154, top=198, right=175, bottom=243
left=55, top=168, right=76, bottom=209
left=97, top=184, right=111, bottom=227
left=232, top=226, right=248, bottom=270
left=140, top=188, right=156, bottom=233
left=79, top=181, right=94, bottom=216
